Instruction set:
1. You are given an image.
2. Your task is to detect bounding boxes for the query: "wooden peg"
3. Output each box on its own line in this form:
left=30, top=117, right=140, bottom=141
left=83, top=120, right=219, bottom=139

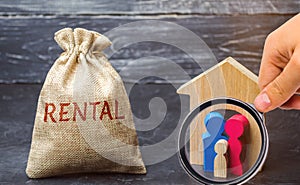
left=202, top=112, right=227, bottom=172
left=214, top=139, right=228, bottom=178
left=225, top=114, right=249, bottom=176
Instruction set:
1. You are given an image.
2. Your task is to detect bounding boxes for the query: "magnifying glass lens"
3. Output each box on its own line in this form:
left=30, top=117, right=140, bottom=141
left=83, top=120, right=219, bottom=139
left=179, top=98, right=268, bottom=185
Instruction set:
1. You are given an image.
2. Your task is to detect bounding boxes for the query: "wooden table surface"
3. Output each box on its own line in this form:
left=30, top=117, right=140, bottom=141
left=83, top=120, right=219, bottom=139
left=1, top=1, right=300, bottom=184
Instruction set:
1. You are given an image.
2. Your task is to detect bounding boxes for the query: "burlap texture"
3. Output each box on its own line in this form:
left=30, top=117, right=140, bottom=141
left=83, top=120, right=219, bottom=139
left=26, top=28, right=146, bottom=178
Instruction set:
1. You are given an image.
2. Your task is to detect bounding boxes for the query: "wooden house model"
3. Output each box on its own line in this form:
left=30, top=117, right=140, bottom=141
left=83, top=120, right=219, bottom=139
left=177, top=57, right=262, bottom=170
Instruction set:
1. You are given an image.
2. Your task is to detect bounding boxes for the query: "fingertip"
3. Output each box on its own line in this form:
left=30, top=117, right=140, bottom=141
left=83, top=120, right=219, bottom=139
left=254, top=92, right=272, bottom=112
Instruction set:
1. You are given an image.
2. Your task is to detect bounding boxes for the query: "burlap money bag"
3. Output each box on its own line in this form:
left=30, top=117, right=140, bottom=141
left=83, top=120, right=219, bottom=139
left=26, top=28, right=146, bottom=178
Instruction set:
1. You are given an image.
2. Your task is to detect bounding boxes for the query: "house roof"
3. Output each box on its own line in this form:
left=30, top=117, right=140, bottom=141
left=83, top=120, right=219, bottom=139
left=177, top=57, right=259, bottom=95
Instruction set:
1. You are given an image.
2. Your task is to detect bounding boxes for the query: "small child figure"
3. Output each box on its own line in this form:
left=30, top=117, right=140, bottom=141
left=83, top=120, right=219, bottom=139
left=214, top=139, right=228, bottom=178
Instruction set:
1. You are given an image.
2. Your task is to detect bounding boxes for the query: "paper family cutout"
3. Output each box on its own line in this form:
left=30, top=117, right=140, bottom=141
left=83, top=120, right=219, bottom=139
left=202, top=112, right=249, bottom=178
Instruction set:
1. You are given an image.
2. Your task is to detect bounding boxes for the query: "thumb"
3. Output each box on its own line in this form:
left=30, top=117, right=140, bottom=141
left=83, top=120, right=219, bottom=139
left=254, top=53, right=300, bottom=112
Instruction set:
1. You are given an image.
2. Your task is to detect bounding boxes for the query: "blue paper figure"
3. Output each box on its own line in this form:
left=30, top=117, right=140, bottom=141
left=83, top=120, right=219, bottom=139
left=202, top=112, right=227, bottom=172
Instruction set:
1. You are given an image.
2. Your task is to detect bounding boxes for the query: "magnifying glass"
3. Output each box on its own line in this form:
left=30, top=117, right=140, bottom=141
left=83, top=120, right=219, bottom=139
left=178, top=97, right=269, bottom=185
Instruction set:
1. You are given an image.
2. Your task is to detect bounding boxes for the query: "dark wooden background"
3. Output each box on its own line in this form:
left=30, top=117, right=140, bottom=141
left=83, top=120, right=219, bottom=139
left=0, top=1, right=300, bottom=185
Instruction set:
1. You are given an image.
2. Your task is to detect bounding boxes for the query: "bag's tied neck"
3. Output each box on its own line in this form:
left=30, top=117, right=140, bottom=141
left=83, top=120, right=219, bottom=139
left=54, top=28, right=111, bottom=61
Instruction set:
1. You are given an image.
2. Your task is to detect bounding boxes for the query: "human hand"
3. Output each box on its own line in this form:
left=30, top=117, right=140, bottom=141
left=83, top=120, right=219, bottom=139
left=254, top=13, right=300, bottom=112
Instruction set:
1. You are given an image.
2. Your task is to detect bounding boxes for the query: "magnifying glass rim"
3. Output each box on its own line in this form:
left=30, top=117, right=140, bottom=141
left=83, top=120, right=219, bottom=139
left=178, top=97, right=269, bottom=185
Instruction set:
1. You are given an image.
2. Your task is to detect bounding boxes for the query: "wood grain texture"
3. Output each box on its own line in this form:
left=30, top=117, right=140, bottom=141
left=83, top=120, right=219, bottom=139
left=0, top=0, right=299, bottom=15
left=0, top=14, right=293, bottom=84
